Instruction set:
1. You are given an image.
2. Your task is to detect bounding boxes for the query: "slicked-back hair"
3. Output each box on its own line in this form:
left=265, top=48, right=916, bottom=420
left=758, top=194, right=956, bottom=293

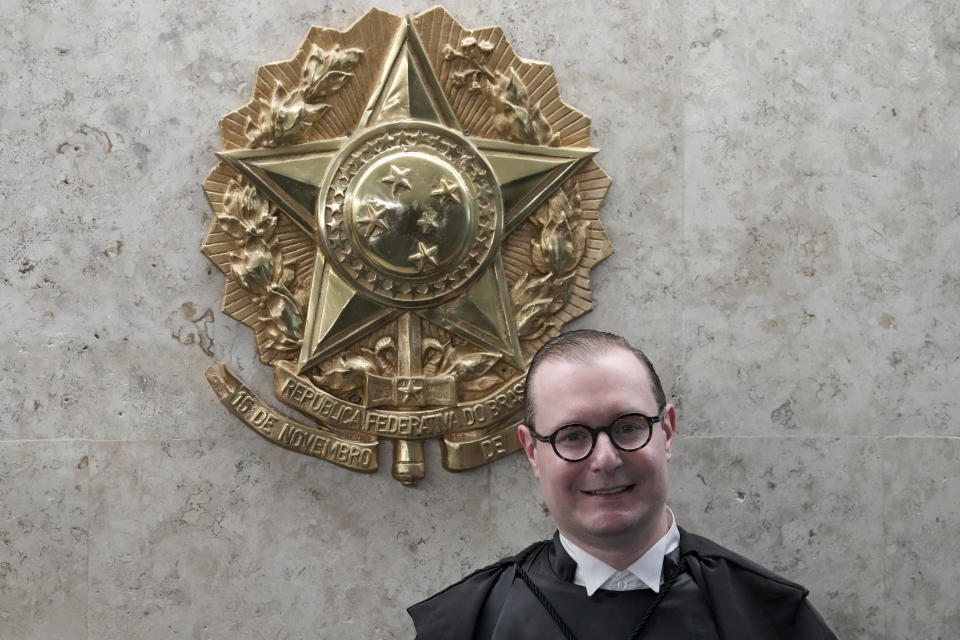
left=523, top=329, right=667, bottom=430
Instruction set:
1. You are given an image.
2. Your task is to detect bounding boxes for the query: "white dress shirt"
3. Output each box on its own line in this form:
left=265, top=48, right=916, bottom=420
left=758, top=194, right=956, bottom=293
left=558, top=508, right=680, bottom=596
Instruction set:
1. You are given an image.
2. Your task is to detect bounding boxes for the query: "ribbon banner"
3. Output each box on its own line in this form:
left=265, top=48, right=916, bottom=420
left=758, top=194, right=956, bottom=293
left=441, top=423, right=522, bottom=471
left=207, top=363, right=521, bottom=472
left=206, top=365, right=379, bottom=472
left=274, top=362, right=525, bottom=444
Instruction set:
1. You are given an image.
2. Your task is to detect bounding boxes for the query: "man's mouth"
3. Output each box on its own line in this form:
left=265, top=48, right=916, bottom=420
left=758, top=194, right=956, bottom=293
left=583, top=485, right=633, bottom=496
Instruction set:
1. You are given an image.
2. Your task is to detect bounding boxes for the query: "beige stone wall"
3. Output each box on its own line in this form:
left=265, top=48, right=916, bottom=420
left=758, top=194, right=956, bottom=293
left=3, top=1, right=958, bottom=638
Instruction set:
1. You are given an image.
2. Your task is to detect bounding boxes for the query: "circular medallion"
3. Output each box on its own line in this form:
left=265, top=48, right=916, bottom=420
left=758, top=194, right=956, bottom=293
left=319, top=121, right=502, bottom=308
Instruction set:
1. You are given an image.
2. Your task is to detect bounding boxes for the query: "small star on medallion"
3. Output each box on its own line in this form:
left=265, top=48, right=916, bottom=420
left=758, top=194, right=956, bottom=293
left=356, top=201, right=391, bottom=237
left=431, top=178, right=461, bottom=206
left=417, top=208, right=442, bottom=234
left=381, top=165, right=412, bottom=195
left=408, top=241, right=439, bottom=272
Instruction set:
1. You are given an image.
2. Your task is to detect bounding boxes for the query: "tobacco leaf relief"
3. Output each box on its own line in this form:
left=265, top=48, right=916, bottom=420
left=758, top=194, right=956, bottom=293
left=217, top=179, right=306, bottom=360
left=443, top=38, right=559, bottom=146
left=511, top=183, right=589, bottom=340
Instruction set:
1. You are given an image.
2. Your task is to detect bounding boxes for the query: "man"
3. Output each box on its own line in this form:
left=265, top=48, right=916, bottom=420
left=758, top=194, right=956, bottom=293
left=408, top=330, right=837, bottom=639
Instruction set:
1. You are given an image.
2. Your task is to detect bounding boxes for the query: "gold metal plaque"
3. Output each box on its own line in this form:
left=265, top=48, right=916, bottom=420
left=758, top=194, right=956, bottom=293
left=201, top=7, right=613, bottom=484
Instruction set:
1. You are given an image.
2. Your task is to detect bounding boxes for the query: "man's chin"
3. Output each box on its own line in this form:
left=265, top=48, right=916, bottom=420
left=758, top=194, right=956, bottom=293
left=572, top=505, right=667, bottom=543
left=576, top=514, right=645, bottom=541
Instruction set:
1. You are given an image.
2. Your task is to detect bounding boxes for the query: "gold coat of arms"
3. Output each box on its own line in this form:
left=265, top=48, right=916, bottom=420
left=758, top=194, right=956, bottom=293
left=201, top=7, right=613, bottom=484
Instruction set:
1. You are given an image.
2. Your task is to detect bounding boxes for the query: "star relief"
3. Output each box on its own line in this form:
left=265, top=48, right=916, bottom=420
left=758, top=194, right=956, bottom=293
left=397, top=379, right=424, bottom=402
left=357, top=200, right=391, bottom=237
left=215, top=16, right=598, bottom=372
left=408, top=241, right=440, bottom=271
left=431, top=178, right=461, bottom=205
left=417, top=208, right=441, bottom=234
left=381, top=165, right=412, bottom=195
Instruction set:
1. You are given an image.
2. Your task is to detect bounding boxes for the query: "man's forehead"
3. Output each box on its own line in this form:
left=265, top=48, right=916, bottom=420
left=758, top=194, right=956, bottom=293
left=531, top=346, right=649, bottom=380
left=529, top=347, right=654, bottom=398
left=529, top=350, right=657, bottom=430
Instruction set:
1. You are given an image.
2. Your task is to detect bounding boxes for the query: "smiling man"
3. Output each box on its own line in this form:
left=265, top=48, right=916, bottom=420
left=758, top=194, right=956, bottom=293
left=409, top=330, right=837, bottom=639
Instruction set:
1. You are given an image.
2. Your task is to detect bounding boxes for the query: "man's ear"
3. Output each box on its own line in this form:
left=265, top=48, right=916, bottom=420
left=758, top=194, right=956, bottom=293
left=661, top=404, right=677, bottom=461
left=517, top=424, right=540, bottom=479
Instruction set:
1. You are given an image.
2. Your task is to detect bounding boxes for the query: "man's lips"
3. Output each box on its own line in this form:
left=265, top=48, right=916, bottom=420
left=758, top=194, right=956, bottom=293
left=582, top=484, right=634, bottom=496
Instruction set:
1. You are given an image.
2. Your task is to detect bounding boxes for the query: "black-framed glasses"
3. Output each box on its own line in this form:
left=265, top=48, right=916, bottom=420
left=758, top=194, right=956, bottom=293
left=530, top=412, right=661, bottom=462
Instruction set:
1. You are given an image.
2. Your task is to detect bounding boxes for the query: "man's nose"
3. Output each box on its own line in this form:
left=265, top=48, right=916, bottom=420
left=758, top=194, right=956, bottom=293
left=589, top=431, right=623, bottom=470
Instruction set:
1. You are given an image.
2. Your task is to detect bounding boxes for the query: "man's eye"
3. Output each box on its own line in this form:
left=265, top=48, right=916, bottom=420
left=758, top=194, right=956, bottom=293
left=558, top=429, right=587, bottom=443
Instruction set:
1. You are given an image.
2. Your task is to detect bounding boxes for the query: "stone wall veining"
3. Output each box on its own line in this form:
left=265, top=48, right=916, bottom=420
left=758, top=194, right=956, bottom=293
left=2, top=1, right=958, bottom=638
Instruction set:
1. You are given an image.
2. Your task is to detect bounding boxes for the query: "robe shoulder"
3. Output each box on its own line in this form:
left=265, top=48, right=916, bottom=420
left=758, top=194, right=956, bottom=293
left=679, top=528, right=837, bottom=640
left=679, top=528, right=809, bottom=595
left=407, top=540, right=551, bottom=640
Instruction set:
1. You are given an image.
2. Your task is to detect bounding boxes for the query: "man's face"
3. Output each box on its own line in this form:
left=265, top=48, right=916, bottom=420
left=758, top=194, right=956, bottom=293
left=518, top=348, right=676, bottom=554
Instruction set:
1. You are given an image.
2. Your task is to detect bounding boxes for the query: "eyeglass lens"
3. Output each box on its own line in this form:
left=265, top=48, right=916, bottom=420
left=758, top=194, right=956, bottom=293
left=553, top=415, right=651, bottom=460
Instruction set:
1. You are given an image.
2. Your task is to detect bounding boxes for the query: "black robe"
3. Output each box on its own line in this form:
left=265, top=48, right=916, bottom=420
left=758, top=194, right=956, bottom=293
left=408, top=528, right=837, bottom=640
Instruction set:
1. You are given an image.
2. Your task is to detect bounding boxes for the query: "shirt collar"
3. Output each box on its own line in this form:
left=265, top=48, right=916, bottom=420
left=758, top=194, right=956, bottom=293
left=558, top=507, right=680, bottom=596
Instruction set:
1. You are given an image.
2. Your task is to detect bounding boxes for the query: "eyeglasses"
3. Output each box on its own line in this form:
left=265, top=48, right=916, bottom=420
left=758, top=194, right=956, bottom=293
left=529, top=412, right=661, bottom=462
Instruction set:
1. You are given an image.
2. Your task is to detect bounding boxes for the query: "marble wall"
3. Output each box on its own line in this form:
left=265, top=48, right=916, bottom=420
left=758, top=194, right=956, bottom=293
left=2, top=0, right=958, bottom=638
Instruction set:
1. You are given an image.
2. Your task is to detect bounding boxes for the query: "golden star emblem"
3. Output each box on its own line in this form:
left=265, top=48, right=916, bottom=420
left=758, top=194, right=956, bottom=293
left=201, top=7, right=614, bottom=484
left=217, top=17, right=597, bottom=373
